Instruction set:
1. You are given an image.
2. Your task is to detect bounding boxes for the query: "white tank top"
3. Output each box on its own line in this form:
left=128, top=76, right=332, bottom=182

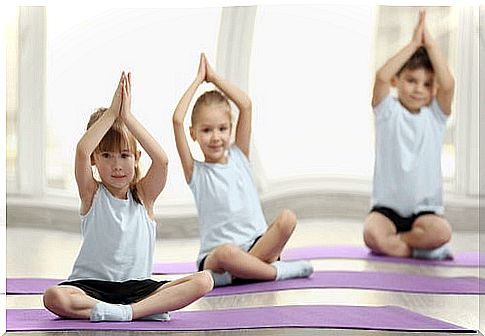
left=68, top=183, right=156, bottom=281
left=189, top=144, right=268, bottom=267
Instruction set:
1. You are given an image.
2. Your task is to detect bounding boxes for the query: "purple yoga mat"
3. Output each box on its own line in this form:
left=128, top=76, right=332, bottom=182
left=6, top=305, right=466, bottom=332
left=7, top=271, right=484, bottom=295
left=207, top=271, right=484, bottom=296
left=153, top=245, right=484, bottom=274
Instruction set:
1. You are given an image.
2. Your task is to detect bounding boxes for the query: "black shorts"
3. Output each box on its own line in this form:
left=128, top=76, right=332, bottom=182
left=370, top=206, right=436, bottom=233
left=58, top=279, right=169, bottom=305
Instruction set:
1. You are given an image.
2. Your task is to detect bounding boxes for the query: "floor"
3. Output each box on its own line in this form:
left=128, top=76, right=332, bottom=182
left=5, top=218, right=483, bottom=335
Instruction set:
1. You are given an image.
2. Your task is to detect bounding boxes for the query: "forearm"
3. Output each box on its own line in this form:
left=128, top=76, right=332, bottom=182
left=376, top=41, right=421, bottom=82
left=123, top=113, right=168, bottom=165
left=210, top=74, right=252, bottom=112
left=173, top=79, right=200, bottom=124
left=425, top=44, right=454, bottom=91
left=76, top=108, right=118, bottom=157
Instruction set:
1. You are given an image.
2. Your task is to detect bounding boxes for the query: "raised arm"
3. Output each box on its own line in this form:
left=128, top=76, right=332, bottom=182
left=205, top=55, right=252, bottom=158
left=75, top=73, right=123, bottom=209
left=120, top=72, right=168, bottom=209
left=172, top=54, right=205, bottom=183
left=372, top=11, right=425, bottom=107
left=422, top=12, right=454, bottom=115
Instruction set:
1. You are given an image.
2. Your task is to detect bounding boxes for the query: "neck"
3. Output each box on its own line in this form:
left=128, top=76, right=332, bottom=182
left=102, top=183, right=130, bottom=199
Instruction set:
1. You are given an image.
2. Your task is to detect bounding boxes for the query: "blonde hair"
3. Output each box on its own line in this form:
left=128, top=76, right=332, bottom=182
left=87, top=107, right=141, bottom=203
left=191, top=90, right=232, bottom=125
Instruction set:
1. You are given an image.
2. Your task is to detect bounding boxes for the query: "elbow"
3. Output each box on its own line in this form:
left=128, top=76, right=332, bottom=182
left=375, top=72, right=391, bottom=85
left=155, top=150, right=169, bottom=168
left=172, top=115, right=184, bottom=126
left=241, top=99, right=252, bottom=113
left=161, top=154, right=169, bottom=168
left=440, top=77, right=455, bottom=94
left=76, top=143, right=92, bottom=161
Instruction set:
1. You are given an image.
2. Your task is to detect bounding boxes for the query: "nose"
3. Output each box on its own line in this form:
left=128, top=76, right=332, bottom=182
left=112, top=157, right=122, bottom=170
left=415, top=83, right=426, bottom=94
left=211, top=130, right=221, bottom=141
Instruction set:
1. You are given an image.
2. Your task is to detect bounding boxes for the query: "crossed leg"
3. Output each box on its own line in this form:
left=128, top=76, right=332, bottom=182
left=203, top=208, right=297, bottom=281
left=363, top=211, right=452, bottom=258
left=43, top=271, right=213, bottom=320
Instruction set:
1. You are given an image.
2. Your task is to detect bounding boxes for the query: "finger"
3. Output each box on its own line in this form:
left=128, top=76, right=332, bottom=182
left=122, top=81, right=127, bottom=102
left=116, top=73, right=124, bottom=94
left=128, top=72, right=132, bottom=92
left=120, top=73, right=126, bottom=93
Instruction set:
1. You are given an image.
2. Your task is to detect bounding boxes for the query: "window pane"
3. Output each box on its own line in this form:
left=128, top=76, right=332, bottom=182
left=375, top=6, right=456, bottom=180
left=249, top=5, right=375, bottom=181
left=46, top=7, right=221, bottom=203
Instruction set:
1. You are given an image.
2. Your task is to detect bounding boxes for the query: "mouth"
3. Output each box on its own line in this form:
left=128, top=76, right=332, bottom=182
left=111, top=175, right=126, bottom=179
left=410, top=95, right=425, bottom=102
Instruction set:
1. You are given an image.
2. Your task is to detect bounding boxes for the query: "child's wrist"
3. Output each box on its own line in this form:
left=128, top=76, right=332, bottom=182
left=106, top=107, right=119, bottom=118
left=409, top=40, right=421, bottom=49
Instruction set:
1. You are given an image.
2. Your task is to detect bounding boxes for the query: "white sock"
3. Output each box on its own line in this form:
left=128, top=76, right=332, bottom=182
left=272, top=260, right=314, bottom=281
left=90, top=302, right=133, bottom=322
left=210, top=270, right=233, bottom=287
left=139, top=312, right=171, bottom=321
left=413, top=244, right=453, bottom=260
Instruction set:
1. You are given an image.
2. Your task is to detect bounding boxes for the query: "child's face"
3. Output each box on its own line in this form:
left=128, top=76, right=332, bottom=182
left=93, top=148, right=137, bottom=197
left=393, top=68, right=435, bottom=113
left=190, top=104, right=232, bottom=164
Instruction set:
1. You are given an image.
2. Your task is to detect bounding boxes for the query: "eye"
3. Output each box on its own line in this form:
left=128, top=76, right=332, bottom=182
left=220, top=126, right=228, bottom=132
left=202, top=128, right=210, bottom=133
left=424, top=82, right=432, bottom=88
left=101, top=153, right=111, bottom=159
left=121, top=153, right=131, bottom=159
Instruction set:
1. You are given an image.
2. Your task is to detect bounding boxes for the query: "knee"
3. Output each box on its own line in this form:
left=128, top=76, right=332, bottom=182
left=415, top=217, right=452, bottom=248
left=212, top=244, right=241, bottom=267
left=194, top=270, right=214, bottom=295
left=434, top=221, right=452, bottom=247
left=43, top=287, right=66, bottom=315
left=276, top=209, right=297, bottom=236
left=363, top=226, right=383, bottom=252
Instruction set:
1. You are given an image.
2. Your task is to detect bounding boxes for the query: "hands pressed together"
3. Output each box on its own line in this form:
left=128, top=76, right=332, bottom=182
left=412, top=10, right=435, bottom=49
left=109, top=71, right=133, bottom=120
left=196, top=53, right=217, bottom=85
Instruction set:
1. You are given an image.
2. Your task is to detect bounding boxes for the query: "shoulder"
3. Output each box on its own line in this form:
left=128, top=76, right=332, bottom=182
left=229, top=143, right=249, bottom=164
left=426, top=98, right=448, bottom=124
left=373, top=94, right=398, bottom=120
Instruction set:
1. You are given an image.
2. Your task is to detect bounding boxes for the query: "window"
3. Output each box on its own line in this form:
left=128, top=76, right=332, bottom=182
left=45, top=6, right=221, bottom=203
left=249, top=5, right=375, bottom=182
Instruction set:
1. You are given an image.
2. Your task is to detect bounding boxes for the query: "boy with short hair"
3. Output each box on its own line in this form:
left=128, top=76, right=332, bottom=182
left=363, top=10, right=454, bottom=260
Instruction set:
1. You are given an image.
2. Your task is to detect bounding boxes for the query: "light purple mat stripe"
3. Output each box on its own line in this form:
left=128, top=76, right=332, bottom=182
left=6, top=305, right=466, bottom=332
left=7, top=271, right=484, bottom=295
left=153, top=246, right=484, bottom=274
left=207, top=271, right=484, bottom=296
